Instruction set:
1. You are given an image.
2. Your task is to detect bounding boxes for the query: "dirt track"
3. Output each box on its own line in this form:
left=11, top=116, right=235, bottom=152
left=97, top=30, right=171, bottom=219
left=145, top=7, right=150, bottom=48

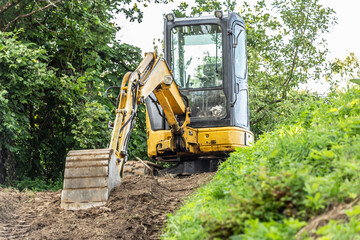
left=0, top=173, right=213, bottom=240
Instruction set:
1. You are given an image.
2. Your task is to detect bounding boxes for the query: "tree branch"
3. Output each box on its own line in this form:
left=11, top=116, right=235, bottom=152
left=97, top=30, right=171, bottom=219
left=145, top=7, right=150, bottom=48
left=2, top=0, right=62, bottom=32
left=0, top=0, right=23, bottom=15
left=111, top=57, right=132, bottom=72
left=281, top=3, right=311, bottom=99
left=281, top=45, right=299, bottom=98
left=33, top=17, right=59, bottom=34
left=255, top=99, right=282, bottom=114
left=120, top=61, right=132, bottom=72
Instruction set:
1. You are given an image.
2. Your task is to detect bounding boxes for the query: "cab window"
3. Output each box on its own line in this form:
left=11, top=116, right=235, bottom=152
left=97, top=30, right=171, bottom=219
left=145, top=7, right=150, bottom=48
left=171, top=24, right=223, bottom=89
left=171, top=24, right=227, bottom=119
left=234, top=25, right=246, bottom=79
left=234, top=24, right=248, bottom=127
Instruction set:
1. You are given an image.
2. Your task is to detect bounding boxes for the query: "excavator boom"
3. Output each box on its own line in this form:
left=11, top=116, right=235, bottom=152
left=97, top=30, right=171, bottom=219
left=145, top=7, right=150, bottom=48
left=61, top=52, right=190, bottom=210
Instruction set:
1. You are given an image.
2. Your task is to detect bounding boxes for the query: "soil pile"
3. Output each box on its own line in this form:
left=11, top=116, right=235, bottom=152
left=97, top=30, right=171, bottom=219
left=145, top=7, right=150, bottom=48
left=0, top=173, right=213, bottom=240
left=0, top=188, right=23, bottom=222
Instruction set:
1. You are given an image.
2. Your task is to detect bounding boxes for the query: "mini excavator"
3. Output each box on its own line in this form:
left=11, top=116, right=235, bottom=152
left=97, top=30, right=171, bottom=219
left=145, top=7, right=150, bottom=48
left=61, top=11, right=254, bottom=210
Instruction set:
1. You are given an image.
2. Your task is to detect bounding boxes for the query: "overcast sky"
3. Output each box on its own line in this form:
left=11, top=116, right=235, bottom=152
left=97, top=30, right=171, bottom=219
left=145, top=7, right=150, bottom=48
left=115, top=0, right=359, bottom=92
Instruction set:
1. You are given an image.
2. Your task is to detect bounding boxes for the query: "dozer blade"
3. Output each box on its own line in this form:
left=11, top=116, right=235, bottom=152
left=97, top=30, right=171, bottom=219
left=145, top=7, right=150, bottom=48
left=61, top=149, right=121, bottom=210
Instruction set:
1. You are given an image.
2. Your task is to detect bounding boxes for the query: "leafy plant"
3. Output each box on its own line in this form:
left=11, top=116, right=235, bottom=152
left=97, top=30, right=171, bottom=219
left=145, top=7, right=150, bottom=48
left=0, top=0, right=147, bottom=188
left=312, top=205, right=360, bottom=239
left=351, top=79, right=360, bottom=85
left=162, top=87, right=360, bottom=239
left=15, top=176, right=63, bottom=192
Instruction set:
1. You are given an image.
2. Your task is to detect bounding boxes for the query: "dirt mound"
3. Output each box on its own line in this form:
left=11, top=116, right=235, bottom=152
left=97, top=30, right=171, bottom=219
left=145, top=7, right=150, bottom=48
left=0, top=188, right=27, bottom=222
left=0, top=173, right=213, bottom=240
left=0, top=188, right=53, bottom=239
left=296, top=197, right=360, bottom=239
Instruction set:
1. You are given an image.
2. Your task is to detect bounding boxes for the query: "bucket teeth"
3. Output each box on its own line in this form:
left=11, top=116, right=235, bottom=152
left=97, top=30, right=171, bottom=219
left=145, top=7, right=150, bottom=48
left=61, top=149, right=121, bottom=210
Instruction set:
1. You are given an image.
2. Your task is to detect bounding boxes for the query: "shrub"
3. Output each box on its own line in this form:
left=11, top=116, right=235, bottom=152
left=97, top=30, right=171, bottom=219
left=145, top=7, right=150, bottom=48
left=162, top=87, right=360, bottom=239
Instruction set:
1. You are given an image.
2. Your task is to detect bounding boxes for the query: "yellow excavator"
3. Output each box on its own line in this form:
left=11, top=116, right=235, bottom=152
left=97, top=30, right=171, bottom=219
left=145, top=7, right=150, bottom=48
left=61, top=11, right=254, bottom=210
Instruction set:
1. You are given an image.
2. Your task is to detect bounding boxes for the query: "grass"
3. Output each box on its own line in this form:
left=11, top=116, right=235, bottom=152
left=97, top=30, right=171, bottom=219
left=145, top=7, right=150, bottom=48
left=162, top=87, right=360, bottom=239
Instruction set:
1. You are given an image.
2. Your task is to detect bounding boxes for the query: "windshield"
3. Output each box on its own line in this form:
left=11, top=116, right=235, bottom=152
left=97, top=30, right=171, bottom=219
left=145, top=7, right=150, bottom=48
left=171, top=24, right=223, bottom=89
left=170, top=24, right=226, bottom=119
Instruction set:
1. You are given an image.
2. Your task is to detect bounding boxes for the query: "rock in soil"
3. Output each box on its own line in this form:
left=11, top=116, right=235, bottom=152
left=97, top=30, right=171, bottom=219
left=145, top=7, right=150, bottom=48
left=0, top=173, right=214, bottom=240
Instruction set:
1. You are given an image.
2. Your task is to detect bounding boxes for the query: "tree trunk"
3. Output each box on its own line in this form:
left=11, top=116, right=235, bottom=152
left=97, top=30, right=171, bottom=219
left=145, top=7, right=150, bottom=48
left=0, top=143, right=16, bottom=185
left=5, top=142, right=16, bottom=184
left=0, top=145, right=6, bottom=184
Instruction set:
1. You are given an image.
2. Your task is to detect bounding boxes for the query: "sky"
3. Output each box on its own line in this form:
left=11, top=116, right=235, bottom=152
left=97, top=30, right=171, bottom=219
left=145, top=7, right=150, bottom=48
left=115, top=0, right=360, bottom=92
left=320, top=0, right=360, bottom=60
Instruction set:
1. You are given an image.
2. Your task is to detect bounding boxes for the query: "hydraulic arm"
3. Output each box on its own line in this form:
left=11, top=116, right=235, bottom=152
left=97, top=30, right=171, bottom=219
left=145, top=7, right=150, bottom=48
left=109, top=52, right=191, bottom=175
left=60, top=52, right=193, bottom=210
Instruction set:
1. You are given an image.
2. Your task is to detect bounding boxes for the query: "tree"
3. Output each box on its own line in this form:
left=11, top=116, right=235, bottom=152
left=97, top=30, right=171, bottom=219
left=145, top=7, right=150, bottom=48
left=0, top=32, right=63, bottom=183
left=0, top=0, right=159, bottom=186
left=325, top=53, right=360, bottom=91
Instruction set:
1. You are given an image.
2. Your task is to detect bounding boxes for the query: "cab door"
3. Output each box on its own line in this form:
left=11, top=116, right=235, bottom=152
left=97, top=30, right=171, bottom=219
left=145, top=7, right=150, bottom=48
left=231, top=23, right=249, bottom=129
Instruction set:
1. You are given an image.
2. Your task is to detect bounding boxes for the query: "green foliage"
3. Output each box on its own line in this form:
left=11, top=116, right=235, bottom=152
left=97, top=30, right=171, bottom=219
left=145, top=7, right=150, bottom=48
left=245, top=0, right=336, bottom=136
left=0, top=31, right=65, bottom=183
left=71, top=101, right=111, bottom=149
left=128, top=104, right=149, bottom=160
left=173, top=0, right=236, bottom=17
left=0, top=0, right=145, bottom=189
left=313, top=205, right=360, bottom=239
left=162, top=87, right=360, bottom=239
left=15, top=176, right=63, bottom=192
left=326, top=53, right=360, bottom=90
left=351, top=79, right=360, bottom=85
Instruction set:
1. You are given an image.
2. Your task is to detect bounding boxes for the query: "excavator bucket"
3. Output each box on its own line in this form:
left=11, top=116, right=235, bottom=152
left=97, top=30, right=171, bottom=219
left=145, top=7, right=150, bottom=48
left=60, top=149, right=121, bottom=210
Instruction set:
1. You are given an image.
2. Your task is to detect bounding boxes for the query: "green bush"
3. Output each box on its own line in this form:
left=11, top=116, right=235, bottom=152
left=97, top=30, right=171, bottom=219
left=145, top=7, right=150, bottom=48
left=15, top=176, right=63, bottom=192
left=162, top=87, right=360, bottom=239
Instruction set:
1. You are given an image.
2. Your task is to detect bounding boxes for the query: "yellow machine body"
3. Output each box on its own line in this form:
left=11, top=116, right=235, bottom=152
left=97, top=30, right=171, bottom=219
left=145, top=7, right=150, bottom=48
left=146, top=111, right=254, bottom=160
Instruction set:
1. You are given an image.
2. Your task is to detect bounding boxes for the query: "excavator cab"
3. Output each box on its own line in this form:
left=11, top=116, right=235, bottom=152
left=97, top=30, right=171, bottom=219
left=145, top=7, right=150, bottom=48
left=145, top=12, right=253, bottom=172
